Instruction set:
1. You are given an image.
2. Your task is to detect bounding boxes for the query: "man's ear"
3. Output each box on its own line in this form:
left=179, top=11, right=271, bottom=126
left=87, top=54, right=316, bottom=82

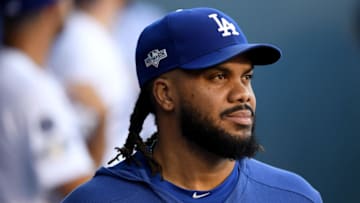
left=152, top=78, right=175, bottom=111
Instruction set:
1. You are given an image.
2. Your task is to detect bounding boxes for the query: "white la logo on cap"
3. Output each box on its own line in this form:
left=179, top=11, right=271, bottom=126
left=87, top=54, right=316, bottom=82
left=144, top=49, right=168, bottom=68
left=208, top=13, right=239, bottom=37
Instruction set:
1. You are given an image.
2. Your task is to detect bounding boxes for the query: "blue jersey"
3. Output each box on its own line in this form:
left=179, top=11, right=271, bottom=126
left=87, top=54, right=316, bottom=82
left=62, top=152, right=322, bottom=203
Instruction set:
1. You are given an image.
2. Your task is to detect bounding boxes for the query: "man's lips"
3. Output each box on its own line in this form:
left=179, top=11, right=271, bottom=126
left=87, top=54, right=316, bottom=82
left=223, top=110, right=253, bottom=126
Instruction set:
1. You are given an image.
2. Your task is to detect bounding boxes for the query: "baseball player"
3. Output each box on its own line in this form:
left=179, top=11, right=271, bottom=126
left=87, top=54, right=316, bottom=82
left=0, top=0, right=106, bottom=201
left=62, top=7, right=323, bottom=203
left=49, top=0, right=153, bottom=166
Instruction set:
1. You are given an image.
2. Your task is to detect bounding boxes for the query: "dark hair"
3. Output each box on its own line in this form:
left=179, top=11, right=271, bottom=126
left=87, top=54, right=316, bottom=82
left=108, top=83, right=160, bottom=173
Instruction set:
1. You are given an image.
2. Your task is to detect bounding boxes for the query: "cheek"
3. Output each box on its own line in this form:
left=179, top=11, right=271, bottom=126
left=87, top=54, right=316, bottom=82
left=197, top=90, right=226, bottom=118
left=247, top=84, right=256, bottom=111
left=251, top=91, right=256, bottom=111
left=180, top=86, right=219, bottom=111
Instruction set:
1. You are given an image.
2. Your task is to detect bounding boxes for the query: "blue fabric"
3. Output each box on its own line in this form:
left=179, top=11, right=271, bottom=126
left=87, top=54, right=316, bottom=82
left=62, top=152, right=322, bottom=203
left=135, top=7, right=281, bottom=87
left=150, top=161, right=239, bottom=203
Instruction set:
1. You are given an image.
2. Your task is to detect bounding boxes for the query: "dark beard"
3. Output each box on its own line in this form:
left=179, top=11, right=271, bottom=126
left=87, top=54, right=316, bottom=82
left=180, top=103, right=261, bottom=160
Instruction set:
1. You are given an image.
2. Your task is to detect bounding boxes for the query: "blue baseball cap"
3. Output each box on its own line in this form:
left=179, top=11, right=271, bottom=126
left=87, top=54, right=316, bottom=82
left=0, top=0, right=57, bottom=17
left=136, top=7, right=282, bottom=88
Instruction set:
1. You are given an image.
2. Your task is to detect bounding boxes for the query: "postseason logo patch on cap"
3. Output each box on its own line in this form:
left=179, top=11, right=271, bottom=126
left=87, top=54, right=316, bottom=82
left=144, top=49, right=168, bottom=68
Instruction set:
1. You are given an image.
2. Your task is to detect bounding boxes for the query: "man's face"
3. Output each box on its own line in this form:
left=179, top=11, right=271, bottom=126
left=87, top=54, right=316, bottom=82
left=173, top=56, right=259, bottom=159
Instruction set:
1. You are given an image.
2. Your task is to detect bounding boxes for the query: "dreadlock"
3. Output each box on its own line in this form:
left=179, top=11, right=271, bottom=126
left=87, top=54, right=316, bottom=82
left=108, top=83, right=160, bottom=173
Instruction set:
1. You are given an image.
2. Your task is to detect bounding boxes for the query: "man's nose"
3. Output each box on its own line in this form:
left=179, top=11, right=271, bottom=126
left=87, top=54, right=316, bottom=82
left=228, top=81, right=252, bottom=103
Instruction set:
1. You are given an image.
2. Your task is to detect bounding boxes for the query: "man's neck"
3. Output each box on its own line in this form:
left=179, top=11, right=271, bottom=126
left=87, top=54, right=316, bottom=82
left=153, top=133, right=236, bottom=191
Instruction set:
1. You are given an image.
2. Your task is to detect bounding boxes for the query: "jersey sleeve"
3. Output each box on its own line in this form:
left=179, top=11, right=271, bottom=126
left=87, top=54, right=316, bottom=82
left=26, top=78, right=95, bottom=190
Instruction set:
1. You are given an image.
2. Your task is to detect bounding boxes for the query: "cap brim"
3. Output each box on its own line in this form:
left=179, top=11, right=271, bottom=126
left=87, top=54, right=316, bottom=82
left=180, top=43, right=281, bottom=69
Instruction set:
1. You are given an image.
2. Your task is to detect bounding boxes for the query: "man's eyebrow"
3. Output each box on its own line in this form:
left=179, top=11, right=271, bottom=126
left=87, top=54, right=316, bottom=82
left=182, top=66, right=229, bottom=75
left=184, top=64, right=254, bottom=76
left=210, top=64, right=254, bottom=73
left=207, top=66, right=231, bottom=73
left=245, top=67, right=255, bottom=74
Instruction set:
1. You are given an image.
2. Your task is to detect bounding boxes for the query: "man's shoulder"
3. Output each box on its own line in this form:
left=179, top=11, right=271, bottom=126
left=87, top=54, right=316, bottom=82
left=242, top=158, right=322, bottom=202
left=61, top=173, right=130, bottom=202
left=62, top=165, right=160, bottom=203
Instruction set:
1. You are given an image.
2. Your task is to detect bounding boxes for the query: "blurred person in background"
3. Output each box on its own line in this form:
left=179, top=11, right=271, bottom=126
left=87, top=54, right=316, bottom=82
left=115, top=0, right=164, bottom=88
left=50, top=0, right=155, bottom=165
left=0, top=94, right=40, bottom=203
left=0, top=0, right=106, bottom=202
left=113, top=0, right=163, bottom=158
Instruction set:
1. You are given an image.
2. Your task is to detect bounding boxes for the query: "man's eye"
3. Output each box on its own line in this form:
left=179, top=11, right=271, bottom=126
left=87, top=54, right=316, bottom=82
left=244, top=74, right=253, bottom=80
left=214, top=73, right=226, bottom=80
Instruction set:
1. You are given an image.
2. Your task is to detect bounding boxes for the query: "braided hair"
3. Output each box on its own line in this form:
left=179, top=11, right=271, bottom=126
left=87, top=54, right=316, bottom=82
left=108, top=83, right=160, bottom=173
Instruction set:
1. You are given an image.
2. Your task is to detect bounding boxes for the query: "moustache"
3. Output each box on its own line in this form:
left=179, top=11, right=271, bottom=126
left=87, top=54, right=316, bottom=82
left=220, top=104, right=255, bottom=118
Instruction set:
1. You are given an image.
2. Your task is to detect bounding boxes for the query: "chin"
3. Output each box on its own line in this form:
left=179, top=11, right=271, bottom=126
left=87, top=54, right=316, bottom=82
left=225, top=125, right=253, bottom=139
left=230, top=131, right=252, bottom=140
